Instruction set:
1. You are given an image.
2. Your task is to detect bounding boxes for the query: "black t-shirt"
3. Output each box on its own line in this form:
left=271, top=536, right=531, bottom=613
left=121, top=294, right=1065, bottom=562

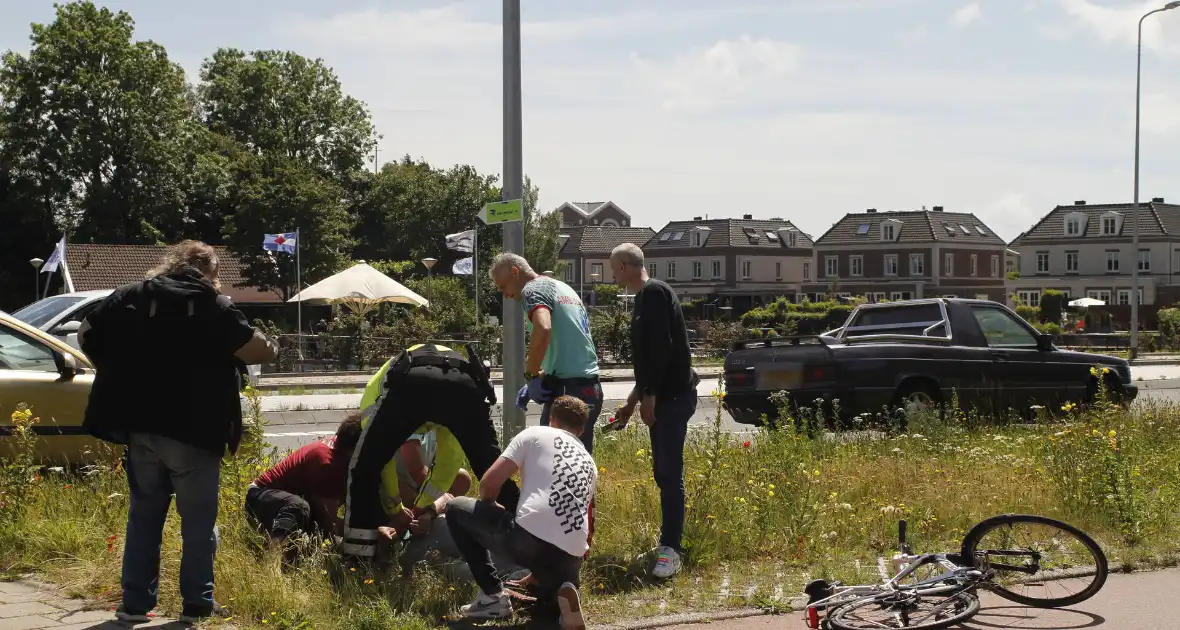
left=630, top=279, right=695, bottom=397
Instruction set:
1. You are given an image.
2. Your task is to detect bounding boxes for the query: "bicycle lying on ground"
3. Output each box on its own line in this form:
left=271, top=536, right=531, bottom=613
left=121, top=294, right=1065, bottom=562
left=801, top=514, right=1109, bottom=629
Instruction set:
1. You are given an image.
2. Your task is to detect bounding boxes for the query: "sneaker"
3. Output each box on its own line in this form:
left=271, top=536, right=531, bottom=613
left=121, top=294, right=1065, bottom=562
left=557, top=582, right=586, bottom=630
left=460, top=591, right=512, bottom=620
left=651, top=546, right=682, bottom=579
left=179, top=602, right=228, bottom=624
left=115, top=606, right=152, bottom=623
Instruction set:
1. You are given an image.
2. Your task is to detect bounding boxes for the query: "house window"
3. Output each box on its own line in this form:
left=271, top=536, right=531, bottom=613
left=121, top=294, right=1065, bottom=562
left=850, top=255, right=863, bottom=277
left=802, top=261, right=811, bottom=281
left=991, top=255, right=999, bottom=277
left=1066, top=219, right=1081, bottom=236
left=909, top=253, right=924, bottom=276
left=1017, top=290, right=1041, bottom=307
left=711, top=260, right=722, bottom=279
left=969, top=254, right=977, bottom=276
left=563, top=266, right=574, bottom=282
left=1115, top=289, right=1143, bottom=305
left=775, top=261, right=782, bottom=280
left=741, top=260, right=752, bottom=280
left=692, top=232, right=703, bottom=247
left=1102, top=216, right=1118, bottom=235
left=667, top=262, right=676, bottom=279
left=825, top=256, right=839, bottom=277
left=1087, top=290, right=1112, bottom=303
left=1036, top=252, right=1050, bottom=273
left=890, top=291, right=911, bottom=301
left=590, top=263, right=603, bottom=281
left=944, top=253, right=954, bottom=277
left=692, top=261, right=702, bottom=280
left=1139, top=249, right=1151, bottom=272
left=882, top=223, right=896, bottom=241
left=648, top=263, right=657, bottom=279
left=787, top=232, right=798, bottom=247
left=885, top=254, right=899, bottom=276
left=1174, top=249, right=1180, bottom=272
left=870, top=292, right=886, bottom=302
left=1064, top=251, right=1078, bottom=273
left=1106, top=251, right=1120, bottom=272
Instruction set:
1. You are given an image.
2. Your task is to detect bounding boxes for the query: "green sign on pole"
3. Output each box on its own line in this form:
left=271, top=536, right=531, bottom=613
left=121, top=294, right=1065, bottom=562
left=478, top=199, right=524, bottom=225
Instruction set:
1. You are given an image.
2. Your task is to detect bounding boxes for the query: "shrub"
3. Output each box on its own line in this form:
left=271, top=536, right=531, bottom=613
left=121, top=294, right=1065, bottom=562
left=1015, top=304, right=1038, bottom=323
left=1035, top=322, right=1063, bottom=335
left=1040, top=290, right=1066, bottom=324
left=1158, top=308, right=1180, bottom=349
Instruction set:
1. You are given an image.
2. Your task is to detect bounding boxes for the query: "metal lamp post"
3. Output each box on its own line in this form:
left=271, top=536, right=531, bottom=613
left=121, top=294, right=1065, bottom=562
left=500, top=0, right=527, bottom=440
left=29, top=258, right=44, bottom=299
left=422, top=258, right=438, bottom=277
left=1130, top=1, right=1179, bottom=359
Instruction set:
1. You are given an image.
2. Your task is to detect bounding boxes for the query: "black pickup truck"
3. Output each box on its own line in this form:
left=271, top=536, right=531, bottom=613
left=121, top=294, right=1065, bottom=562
left=722, top=298, right=1137, bottom=426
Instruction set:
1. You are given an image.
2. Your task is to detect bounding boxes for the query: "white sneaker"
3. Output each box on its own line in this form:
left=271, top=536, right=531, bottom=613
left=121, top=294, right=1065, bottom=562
left=460, top=591, right=512, bottom=620
left=651, top=546, right=682, bottom=579
left=557, top=582, right=586, bottom=630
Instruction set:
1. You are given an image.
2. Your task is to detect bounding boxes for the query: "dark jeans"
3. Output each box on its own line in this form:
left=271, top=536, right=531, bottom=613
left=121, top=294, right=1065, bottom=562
left=245, top=486, right=312, bottom=539
left=540, top=379, right=603, bottom=455
left=446, top=497, right=581, bottom=599
left=122, top=433, right=221, bottom=615
left=651, top=390, right=698, bottom=552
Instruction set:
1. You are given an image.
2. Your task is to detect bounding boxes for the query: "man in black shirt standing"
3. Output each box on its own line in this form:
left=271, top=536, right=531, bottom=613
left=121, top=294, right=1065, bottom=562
left=609, top=243, right=698, bottom=579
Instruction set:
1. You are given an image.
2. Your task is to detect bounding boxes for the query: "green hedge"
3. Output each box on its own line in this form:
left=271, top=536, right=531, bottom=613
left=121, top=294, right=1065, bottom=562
left=740, top=298, right=855, bottom=335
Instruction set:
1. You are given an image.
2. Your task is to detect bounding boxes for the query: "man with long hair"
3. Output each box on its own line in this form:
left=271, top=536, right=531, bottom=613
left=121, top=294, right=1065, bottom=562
left=80, top=240, right=278, bottom=624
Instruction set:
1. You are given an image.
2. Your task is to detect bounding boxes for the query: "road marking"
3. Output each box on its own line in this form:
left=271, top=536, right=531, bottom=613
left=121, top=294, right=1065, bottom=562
left=264, top=430, right=336, bottom=438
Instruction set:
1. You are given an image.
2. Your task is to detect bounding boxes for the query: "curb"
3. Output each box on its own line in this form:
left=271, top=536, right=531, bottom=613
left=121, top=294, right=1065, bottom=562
left=590, top=607, right=777, bottom=630
left=256, top=371, right=726, bottom=392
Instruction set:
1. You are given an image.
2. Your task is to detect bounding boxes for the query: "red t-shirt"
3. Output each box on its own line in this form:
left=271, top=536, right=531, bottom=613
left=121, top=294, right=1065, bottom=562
left=255, top=440, right=348, bottom=502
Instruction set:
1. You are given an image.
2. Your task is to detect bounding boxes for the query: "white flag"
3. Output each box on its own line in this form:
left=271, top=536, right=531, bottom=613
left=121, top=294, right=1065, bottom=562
left=452, top=257, right=474, bottom=275
left=43, top=236, right=67, bottom=273
left=445, top=230, right=475, bottom=254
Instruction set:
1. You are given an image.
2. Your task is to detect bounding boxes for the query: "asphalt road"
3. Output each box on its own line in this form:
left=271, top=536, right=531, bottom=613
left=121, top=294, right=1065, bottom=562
left=258, top=382, right=1180, bottom=454
left=651, top=567, right=1180, bottom=629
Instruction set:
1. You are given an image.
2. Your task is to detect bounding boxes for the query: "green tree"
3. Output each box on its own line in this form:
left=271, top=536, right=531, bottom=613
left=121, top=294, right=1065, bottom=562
left=0, top=1, right=195, bottom=243
left=197, top=48, right=376, bottom=180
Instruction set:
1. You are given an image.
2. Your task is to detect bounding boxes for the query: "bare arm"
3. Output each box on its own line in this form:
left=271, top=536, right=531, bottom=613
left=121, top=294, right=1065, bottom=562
left=478, top=456, right=519, bottom=503
left=398, top=440, right=428, bottom=485
left=526, top=307, right=552, bottom=375
left=234, top=329, right=280, bottom=365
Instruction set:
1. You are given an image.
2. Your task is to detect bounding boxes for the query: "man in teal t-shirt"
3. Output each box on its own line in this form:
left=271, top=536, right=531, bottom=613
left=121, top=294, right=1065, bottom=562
left=490, top=253, right=602, bottom=454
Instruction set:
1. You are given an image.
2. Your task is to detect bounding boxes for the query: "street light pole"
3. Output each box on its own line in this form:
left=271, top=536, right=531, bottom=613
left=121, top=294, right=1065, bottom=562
left=501, top=0, right=527, bottom=440
left=1130, top=1, right=1179, bottom=359
left=29, top=258, right=44, bottom=301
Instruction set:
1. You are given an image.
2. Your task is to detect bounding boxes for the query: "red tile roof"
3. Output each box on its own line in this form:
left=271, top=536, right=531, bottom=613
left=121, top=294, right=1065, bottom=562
left=65, top=244, right=284, bottom=304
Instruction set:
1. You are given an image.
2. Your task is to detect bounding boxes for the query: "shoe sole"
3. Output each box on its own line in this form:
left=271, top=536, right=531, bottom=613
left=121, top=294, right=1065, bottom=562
left=115, top=613, right=151, bottom=624
left=461, top=605, right=513, bottom=621
left=557, top=585, right=586, bottom=630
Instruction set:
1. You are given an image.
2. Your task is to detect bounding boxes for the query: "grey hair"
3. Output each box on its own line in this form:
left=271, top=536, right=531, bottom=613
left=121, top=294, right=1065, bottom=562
left=489, top=252, right=534, bottom=278
left=611, top=243, right=644, bottom=267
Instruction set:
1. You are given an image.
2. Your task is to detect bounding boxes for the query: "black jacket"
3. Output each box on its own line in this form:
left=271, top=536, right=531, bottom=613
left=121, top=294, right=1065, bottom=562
left=81, top=267, right=257, bottom=456
left=630, top=279, right=697, bottom=398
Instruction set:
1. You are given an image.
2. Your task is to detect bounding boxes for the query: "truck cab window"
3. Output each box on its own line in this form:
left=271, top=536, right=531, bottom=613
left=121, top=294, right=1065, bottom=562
left=970, top=307, right=1037, bottom=347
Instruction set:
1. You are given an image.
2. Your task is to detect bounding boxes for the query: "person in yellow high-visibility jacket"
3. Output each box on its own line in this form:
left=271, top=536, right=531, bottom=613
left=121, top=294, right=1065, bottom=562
left=341, top=343, right=520, bottom=560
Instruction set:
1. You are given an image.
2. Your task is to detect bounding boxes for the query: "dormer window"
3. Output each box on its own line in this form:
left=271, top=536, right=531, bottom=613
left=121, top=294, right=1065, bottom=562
left=788, top=231, right=797, bottom=247
left=1101, top=212, right=1121, bottom=236
left=691, top=227, right=711, bottom=247
left=1066, top=219, right=1081, bottom=235
left=880, top=219, right=901, bottom=242
left=692, top=231, right=703, bottom=247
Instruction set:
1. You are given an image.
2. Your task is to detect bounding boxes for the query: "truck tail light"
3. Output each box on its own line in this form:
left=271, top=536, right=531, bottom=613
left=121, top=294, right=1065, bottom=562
left=805, top=365, right=834, bottom=382
left=725, top=370, right=752, bottom=389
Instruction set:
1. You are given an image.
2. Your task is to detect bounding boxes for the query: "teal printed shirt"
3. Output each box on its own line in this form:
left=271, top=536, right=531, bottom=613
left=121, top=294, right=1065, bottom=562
left=521, top=277, right=599, bottom=379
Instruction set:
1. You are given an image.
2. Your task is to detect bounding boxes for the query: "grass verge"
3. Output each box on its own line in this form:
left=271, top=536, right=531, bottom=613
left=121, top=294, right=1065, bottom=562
left=2, top=382, right=1180, bottom=628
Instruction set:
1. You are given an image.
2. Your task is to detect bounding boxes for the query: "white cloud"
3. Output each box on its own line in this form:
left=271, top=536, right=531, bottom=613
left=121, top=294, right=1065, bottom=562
left=631, top=36, right=801, bottom=112
left=1142, top=92, right=1180, bottom=136
left=1058, top=0, right=1180, bottom=56
left=950, top=3, right=982, bottom=27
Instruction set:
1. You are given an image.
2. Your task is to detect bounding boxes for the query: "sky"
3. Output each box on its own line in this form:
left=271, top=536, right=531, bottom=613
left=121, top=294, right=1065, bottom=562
left=1, top=0, right=1178, bottom=243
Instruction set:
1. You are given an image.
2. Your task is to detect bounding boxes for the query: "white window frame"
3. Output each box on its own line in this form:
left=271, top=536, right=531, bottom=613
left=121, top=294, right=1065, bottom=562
left=885, top=254, right=899, bottom=276
left=1139, top=249, right=1151, bottom=272
left=882, top=223, right=895, bottom=241
left=692, top=231, right=703, bottom=247
left=1087, top=289, right=1112, bottom=303
left=802, top=261, right=811, bottom=281
left=711, top=259, right=722, bottom=279
left=1066, top=218, right=1081, bottom=236
left=890, top=291, right=907, bottom=301
left=1117, top=289, right=1144, bottom=306
left=774, top=261, right=782, bottom=280
left=1017, top=290, right=1041, bottom=307
left=969, top=254, right=977, bottom=276
left=909, top=253, right=924, bottom=276
left=741, top=259, right=752, bottom=280
left=667, top=261, right=676, bottom=280
left=1036, top=252, right=1050, bottom=273
left=1106, top=251, right=1120, bottom=272
left=1065, top=251, right=1079, bottom=273
left=648, top=263, right=657, bottom=279
left=692, top=260, right=702, bottom=280
left=825, top=255, right=839, bottom=278
left=944, top=253, right=954, bottom=277
left=991, top=255, right=999, bottom=277
left=590, top=263, right=603, bottom=282
left=850, top=255, right=863, bottom=277
left=870, top=292, right=886, bottom=303
left=564, top=265, right=574, bottom=282
left=1101, top=215, right=1118, bottom=236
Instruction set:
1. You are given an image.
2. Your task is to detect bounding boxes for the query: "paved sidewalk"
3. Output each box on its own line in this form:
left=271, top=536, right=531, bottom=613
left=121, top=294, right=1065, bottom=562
left=257, top=366, right=726, bottom=391
left=0, top=579, right=185, bottom=630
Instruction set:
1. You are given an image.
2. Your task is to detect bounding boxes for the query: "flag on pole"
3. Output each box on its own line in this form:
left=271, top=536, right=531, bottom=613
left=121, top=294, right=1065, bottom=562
left=263, top=232, right=298, bottom=254
left=452, top=257, right=474, bottom=275
left=445, top=230, right=475, bottom=254
left=43, top=236, right=67, bottom=273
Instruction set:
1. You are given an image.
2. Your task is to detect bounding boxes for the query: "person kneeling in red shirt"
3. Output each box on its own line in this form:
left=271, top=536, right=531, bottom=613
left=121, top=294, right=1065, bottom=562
left=246, top=414, right=362, bottom=554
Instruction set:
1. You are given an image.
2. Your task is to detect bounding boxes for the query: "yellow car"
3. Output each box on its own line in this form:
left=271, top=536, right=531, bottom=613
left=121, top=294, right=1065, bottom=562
left=0, top=310, right=108, bottom=464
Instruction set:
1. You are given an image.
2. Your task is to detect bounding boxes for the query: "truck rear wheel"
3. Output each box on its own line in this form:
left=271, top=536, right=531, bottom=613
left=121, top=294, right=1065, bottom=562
left=890, top=382, right=942, bottom=432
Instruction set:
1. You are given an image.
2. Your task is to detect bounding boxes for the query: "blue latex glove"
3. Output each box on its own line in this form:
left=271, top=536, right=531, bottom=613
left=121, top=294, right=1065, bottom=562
left=516, top=385, right=531, bottom=410
left=526, top=376, right=554, bottom=404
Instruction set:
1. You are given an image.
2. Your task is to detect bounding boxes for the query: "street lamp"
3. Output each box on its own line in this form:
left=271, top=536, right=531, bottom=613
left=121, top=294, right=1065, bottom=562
left=29, top=258, right=43, bottom=299
left=421, top=257, right=438, bottom=277
left=1130, top=0, right=1179, bottom=359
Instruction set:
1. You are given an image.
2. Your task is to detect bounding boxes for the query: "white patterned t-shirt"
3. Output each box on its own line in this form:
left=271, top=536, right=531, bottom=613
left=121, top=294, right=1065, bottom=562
left=500, top=425, right=597, bottom=557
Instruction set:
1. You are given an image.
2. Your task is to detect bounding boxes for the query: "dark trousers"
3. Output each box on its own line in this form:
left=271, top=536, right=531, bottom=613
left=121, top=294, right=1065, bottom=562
left=245, top=486, right=312, bottom=539
left=446, top=497, right=581, bottom=599
left=651, top=391, right=698, bottom=551
left=539, top=378, right=603, bottom=455
left=343, top=365, right=520, bottom=558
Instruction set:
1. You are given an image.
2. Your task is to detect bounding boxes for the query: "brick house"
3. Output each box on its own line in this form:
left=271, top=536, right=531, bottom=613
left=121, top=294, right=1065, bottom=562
left=557, top=225, right=656, bottom=304
left=804, top=207, right=1008, bottom=302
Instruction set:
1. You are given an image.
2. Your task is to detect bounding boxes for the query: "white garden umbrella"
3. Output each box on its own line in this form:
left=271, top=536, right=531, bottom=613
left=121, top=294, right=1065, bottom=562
left=1069, top=297, right=1105, bottom=308
left=288, top=262, right=429, bottom=313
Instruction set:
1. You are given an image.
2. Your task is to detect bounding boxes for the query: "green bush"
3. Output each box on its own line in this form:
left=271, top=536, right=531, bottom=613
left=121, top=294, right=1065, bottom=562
left=1035, top=322, right=1063, bottom=335
left=740, top=298, right=852, bottom=335
left=1158, top=308, right=1180, bottom=349
left=1040, top=290, right=1066, bottom=324
left=1015, top=304, right=1038, bottom=324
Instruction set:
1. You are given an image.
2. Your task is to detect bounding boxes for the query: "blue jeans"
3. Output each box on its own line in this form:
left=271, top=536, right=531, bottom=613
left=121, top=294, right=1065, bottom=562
left=651, top=391, right=698, bottom=551
left=540, top=380, right=603, bottom=455
left=122, top=433, right=222, bottom=614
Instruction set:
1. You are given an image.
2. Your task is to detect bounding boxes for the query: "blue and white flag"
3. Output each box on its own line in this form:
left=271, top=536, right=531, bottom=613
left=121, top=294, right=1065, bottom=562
left=42, top=235, right=67, bottom=273
left=452, top=257, right=474, bottom=275
left=263, top=232, right=297, bottom=254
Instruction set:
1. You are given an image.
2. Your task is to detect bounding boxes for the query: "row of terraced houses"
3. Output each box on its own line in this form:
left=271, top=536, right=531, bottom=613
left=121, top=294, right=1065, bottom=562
left=555, top=197, right=1180, bottom=324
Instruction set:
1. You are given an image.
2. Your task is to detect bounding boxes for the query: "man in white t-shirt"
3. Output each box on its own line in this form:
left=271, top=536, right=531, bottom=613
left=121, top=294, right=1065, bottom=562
left=444, top=395, right=596, bottom=630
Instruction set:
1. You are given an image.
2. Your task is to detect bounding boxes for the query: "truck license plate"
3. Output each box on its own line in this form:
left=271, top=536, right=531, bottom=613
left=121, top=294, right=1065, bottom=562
left=757, top=367, right=802, bottom=391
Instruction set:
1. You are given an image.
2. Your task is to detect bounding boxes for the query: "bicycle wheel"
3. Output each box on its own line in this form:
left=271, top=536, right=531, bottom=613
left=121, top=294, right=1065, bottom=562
left=827, top=590, right=980, bottom=630
left=960, top=514, right=1108, bottom=608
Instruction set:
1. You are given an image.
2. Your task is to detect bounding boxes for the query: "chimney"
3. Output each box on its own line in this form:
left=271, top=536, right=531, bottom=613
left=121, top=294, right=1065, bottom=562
left=1152, top=197, right=1165, bottom=203
left=742, top=214, right=753, bottom=220
left=866, top=208, right=877, bottom=213
left=932, top=205, right=944, bottom=212
left=1074, top=200, right=1086, bottom=206
left=692, top=216, right=703, bottom=221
